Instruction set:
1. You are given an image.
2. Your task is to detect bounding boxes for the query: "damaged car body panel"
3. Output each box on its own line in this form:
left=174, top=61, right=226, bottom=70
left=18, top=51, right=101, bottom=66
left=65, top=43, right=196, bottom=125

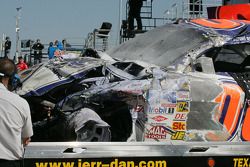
left=17, top=19, right=250, bottom=142
left=107, top=19, right=250, bottom=141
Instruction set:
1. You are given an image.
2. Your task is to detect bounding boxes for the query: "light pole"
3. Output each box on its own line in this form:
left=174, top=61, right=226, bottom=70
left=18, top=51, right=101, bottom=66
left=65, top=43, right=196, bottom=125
left=118, top=0, right=123, bottom=45
left=15, top=6, right=22, bottom=61
left=163, top=9, right=170, bottom=23
left=171, top=3, right=177, bottom=21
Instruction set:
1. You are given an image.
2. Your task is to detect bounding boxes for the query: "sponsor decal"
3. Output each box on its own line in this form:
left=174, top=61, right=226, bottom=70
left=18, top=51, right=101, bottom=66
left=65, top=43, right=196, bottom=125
left=161, top=91, right=177, bottom=103
left=151, top=115, right=168, bottom=122
left=233, top=158, right=250, bottom=167
left=161, top=103, right=176, bottom=108
left=174, top=113, right=187, bottom=121
left=177, top=101, right=189, bottom=112
left=180, top=82, right=190, bottom=91
left=171, top=131, right=186, bottom=140
left=148, top=106, right=175, bottom=114
left=177, top=91, right=189, bottom=100
left=146, top=126, right=168, bottom=139
left=172, top=122, right=186, bottom=131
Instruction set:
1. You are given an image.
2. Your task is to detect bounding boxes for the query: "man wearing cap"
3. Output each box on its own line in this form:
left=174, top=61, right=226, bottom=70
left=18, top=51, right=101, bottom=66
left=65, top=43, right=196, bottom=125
left=0, top=58, right=33, bottom=167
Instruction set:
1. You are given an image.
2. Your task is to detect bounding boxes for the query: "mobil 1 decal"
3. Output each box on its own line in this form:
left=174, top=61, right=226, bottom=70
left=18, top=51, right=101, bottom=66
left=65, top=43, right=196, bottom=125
left=147, top=90, right=176, bottom=115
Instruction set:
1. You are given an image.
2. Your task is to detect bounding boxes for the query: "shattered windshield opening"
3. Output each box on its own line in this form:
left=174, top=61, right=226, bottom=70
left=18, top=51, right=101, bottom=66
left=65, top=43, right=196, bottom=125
left=112, top=62, right=145, bottom=77
left=108, top=23, right=209, bottom=67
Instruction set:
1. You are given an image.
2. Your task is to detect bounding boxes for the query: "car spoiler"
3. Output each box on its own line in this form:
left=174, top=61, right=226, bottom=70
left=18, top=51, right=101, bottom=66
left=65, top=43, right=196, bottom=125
left=207, top=4, right=250, bottom=20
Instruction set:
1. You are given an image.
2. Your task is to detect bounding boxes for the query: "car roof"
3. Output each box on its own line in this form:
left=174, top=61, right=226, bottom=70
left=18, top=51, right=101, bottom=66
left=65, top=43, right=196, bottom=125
left=108, top=19, right=250, bottom=67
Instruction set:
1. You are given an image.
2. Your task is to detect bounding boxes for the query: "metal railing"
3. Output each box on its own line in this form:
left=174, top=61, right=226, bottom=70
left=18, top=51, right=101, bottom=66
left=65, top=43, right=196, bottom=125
left=164, top=0, right=222, bottom=21
left=21, top=41, right=84, bottom=66
left=85, top=28, right=111, bottom=51
left=182, top=0, right=222, bottom=19
left=120, top=0, right=168, bottom=43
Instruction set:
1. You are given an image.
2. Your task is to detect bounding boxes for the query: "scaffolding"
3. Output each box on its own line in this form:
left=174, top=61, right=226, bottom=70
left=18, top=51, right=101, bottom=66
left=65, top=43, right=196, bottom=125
left=120, top=0, right=168, bottom=43
left=119, top=0, right=223, bottom=43
left=165, top=0, right=222, bottom=21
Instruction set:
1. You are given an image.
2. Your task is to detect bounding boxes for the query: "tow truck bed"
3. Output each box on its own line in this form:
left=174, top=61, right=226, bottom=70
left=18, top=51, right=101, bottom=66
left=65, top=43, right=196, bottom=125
left=24, top=142, right=250, bottom=167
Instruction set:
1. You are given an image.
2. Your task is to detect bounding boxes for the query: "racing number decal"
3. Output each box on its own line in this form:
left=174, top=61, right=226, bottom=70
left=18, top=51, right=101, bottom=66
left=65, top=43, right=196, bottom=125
left=239, top=20, right=250, bottom=25
left=215, top=84, right=244, bottom=140
left=241, top=107, right=250, bottom=141
left=191, top=19, right=241, bottom=29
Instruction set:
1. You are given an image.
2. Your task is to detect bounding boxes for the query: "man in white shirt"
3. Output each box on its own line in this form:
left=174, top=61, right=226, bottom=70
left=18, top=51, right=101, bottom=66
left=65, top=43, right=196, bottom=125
left=0, top=58, right=33, bottom=167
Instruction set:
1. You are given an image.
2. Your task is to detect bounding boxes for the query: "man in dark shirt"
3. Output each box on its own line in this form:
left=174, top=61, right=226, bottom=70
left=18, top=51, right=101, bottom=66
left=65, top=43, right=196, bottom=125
left=128, top=0, right=143, bottom=31
left=4, top=37, right=11, bottom=58
left=32, top=39, right=44, bottom=64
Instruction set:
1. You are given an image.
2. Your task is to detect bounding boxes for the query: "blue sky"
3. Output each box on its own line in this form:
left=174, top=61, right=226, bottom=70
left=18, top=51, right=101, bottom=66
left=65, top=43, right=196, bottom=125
left=0, top=0, right=171, bottom=54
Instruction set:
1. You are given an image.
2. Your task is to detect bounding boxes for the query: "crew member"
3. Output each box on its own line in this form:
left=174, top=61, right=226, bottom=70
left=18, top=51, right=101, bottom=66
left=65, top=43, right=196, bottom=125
left=47, top=42, right=56, bottom=59
left=32, top=39, right=44, bottom=64
left=128, top=0, right=143, bottom=31
left=55, top=40, right=64, bottom=51
left=0, top=58, right=33, bottom=167
left=4, top=37, right=11, bottom=58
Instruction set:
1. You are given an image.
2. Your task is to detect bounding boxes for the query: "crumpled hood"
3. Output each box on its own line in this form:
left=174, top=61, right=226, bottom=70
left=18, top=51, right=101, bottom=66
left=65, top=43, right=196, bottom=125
left=17, top=57, right=105, bottom=96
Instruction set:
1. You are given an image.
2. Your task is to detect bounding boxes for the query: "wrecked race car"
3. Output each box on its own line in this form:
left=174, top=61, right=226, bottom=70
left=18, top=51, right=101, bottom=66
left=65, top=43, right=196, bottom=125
left=17, top=56, right=153, bottom=142
left=17, top=18, right=250, bottom=142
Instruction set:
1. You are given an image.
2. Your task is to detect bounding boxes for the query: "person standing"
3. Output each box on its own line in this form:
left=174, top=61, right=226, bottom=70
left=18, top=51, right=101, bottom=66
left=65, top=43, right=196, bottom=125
left=0, top=58, right=33, bottom=167
left=4, top=37, right=11, bottom=58
left=47, top=42, right=56, bottom=59
left=54, top=40, right=64, bottom=51
left=32, top=39, right=44, bottom=64
left=62, top=39, right=71, bottom=51
left=128, top=0, right=143, bottom=31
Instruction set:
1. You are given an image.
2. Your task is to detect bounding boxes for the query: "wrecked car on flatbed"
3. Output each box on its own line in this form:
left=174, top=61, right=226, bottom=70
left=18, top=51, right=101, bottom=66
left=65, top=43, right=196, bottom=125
left=17, top=18, right=250, bottom=142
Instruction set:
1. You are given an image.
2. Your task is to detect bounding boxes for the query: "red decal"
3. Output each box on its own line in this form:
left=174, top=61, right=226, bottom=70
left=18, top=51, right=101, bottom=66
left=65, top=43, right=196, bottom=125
left=151, top=116, right=168, bottom=122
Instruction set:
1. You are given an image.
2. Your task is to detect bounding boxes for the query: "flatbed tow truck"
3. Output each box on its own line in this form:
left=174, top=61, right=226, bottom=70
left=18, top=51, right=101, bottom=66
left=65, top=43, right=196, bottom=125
left=21, top=2, right=250, bottom=167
